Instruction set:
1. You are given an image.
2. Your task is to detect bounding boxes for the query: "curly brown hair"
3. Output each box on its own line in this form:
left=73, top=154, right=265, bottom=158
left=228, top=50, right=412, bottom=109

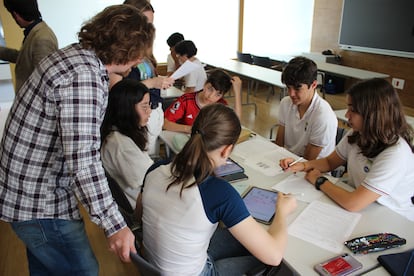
left=78, top=4, right=155, bottom=65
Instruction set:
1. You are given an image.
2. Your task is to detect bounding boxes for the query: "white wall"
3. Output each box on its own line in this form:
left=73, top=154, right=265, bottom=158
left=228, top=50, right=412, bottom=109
left=243, top=0, right=314, bottom=58
left=38, top=0, right=122, bottom=48
left=37, top=1, right=314, bottom=64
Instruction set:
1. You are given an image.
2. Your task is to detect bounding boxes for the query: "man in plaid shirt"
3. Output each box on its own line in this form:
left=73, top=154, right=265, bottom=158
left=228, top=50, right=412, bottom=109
left=0, top=5, right=155, bottom=275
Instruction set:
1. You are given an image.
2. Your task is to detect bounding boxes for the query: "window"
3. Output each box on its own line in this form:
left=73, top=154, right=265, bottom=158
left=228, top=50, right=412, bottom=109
left=150, top=0, right=239, bottom=63
left=243, top=0, right=314, bottom=59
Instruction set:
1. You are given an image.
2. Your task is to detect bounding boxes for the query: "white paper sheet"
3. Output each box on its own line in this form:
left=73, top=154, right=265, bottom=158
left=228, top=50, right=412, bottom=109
left=288, top=201, right=361, bottom=253
left=233, top=138, right=297, bottom=176
left=170, top=60, right=201, bottom=80
left=232, top=182, right=250, bottom=195
left=272, top=172, right=323, bottom=202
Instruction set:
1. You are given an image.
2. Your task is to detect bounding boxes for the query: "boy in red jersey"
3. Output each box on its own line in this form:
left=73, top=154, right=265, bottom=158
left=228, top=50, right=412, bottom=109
left=164, top=69, right=242, bottom=133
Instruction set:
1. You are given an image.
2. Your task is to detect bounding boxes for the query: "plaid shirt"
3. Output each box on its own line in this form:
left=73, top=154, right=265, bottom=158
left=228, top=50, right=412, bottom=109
left=0, top=44, right=126, bottom=236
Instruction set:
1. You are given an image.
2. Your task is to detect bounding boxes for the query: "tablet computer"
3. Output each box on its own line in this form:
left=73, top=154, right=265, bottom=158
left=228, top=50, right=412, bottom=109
left=214, top=158, right=244, bottom=177
left=242, top=186, right=277, bottom=224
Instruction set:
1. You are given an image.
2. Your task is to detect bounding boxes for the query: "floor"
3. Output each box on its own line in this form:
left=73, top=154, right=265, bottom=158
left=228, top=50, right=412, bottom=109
left=0, top=82, right=413, bottom=275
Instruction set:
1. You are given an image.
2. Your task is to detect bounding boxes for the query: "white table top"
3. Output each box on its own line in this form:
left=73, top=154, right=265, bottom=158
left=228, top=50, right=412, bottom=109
left=159, top=130, right=414, bottom=275
left=335, top=109, right=414, bottom=129
left=316, top=61, right=389, bottom=80
left=203, top=58, right=286, bottom=88
left=269, top=53, right=389, bottom=80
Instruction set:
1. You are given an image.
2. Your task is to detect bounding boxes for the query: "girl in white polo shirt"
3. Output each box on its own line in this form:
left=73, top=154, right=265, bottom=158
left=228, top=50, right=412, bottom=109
left=281, top=78, right=414, bottom=221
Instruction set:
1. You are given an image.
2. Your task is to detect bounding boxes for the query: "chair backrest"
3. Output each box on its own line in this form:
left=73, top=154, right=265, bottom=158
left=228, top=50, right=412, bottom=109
left=237, top=52, right=253, bottom=64
left=336, top=127, right=346, bottom=145
left=130, top=252, right=162, bottom=276
left=252, top=55, right=273, bottom=68
left=331, top=127, right=347, bottom=178
left=104, top=170, right=135, bottom=226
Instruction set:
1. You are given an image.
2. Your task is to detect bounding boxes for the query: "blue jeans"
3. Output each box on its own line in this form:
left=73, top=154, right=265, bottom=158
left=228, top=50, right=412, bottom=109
left=11, top=219, right=98, bottom=276
left=200, top=226, right=262, bottom=276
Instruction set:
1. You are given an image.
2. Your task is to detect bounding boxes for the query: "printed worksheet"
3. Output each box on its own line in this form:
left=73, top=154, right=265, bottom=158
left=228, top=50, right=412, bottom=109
left=233, top=138, right=297, bottom=177
left=170, top=60, right=201, bottom=80
left=272, top=172, right=323, bottom=202
left=288, top=201, right=361, bottom=253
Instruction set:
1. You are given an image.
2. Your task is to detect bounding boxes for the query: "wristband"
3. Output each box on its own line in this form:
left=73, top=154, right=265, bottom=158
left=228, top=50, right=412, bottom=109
left=315, top=176, right=328, bottom=190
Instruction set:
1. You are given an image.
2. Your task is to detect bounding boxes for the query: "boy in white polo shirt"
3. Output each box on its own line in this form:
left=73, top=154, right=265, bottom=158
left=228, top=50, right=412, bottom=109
left=275, top=56, right=337, bottom=160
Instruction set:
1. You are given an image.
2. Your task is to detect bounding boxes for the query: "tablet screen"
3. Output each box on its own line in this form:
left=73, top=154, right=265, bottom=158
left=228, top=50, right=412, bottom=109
left=214, top=158, right=244, bottom=177
left=242, top=187, right=277, bottom=224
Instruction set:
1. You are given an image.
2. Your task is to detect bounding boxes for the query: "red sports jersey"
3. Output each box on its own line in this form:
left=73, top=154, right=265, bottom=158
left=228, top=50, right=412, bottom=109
left=164, top=92, right=227, bottom=126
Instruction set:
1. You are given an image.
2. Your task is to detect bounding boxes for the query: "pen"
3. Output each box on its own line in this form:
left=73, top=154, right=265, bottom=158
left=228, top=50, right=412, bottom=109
left=283, top=192, right=304, bottom=198
left=288, top=157, right=304, bottom=167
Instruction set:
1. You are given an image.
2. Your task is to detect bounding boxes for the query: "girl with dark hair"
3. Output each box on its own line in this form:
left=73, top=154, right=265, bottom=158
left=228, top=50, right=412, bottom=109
left=281, top=78, right=414, bottom=221
left=101, top=79, right=153, bottom=209
left=139, top=103, right=297, bottom=275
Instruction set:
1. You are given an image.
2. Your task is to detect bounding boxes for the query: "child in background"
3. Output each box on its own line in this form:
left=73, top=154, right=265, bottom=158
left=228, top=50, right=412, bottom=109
left=174, top=40, right=207, bottom=93
left=163, top=69, right=242, bottom=133
left=166, top=32, right=185, bottom=77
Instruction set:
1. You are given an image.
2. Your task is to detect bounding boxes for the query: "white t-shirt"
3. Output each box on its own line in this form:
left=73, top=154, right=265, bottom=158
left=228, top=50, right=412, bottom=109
left=183, top=58, right=207, bottom=92
left=147, top=103, right=164, bottom=156
left=142, top=163, right=249, bottom=275
left=278, top=92, right=337, bottom=158
left=101, top=131, right=154, bottom=208
left=336, top=130, right=414, bottom=221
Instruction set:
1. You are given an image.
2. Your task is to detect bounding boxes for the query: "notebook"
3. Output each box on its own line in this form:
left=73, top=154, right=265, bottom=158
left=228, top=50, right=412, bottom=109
left=377, top=248, right=414, bottom=276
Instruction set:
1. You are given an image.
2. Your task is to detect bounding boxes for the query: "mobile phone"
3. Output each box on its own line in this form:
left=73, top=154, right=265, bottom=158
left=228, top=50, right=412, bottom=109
left=242, top=186, right=277, bottom=224
left=314, top=253, right=362, bottom=276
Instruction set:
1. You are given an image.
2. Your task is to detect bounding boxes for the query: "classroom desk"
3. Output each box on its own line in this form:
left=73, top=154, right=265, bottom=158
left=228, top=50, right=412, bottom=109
left=159, top=130, right=414, bottom=275
left=269, top=54, right=389, bottom=80
left=334, top=108, right=414, bottom=129
left=202, top=58, right=287, bottom=114
left=270, top=54, right=389, bottom=98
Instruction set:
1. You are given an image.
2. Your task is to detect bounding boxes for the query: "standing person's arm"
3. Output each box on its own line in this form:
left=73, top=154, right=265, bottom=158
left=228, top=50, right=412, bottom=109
left=0, top=47, right=19, bottom=63
left=58, top=71, right=135, bottom=262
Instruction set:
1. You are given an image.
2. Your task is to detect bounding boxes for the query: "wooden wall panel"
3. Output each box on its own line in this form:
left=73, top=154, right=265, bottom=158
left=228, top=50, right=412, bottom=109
left=311, top=0, right=414, bottom=108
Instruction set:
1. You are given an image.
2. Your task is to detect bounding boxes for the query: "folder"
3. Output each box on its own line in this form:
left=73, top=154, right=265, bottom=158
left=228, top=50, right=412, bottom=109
left=377, top=248, right=414, bottom=276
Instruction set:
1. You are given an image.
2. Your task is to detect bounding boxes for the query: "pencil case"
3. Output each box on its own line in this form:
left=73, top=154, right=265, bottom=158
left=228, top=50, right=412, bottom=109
left=344, top=233, right=406, bottom=254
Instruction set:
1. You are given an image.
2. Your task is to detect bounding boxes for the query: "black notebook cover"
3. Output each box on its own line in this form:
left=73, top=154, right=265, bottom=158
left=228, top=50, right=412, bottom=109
left=377, top=249, right=414, bottom=276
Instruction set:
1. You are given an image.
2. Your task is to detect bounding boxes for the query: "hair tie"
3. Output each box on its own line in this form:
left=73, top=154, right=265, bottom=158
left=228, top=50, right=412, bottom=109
left=193, top=129, right=204, bottom=136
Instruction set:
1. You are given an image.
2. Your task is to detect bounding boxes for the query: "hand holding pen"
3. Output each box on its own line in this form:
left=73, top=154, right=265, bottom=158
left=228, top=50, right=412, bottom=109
left=279, top=157, right=306, bottom=172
